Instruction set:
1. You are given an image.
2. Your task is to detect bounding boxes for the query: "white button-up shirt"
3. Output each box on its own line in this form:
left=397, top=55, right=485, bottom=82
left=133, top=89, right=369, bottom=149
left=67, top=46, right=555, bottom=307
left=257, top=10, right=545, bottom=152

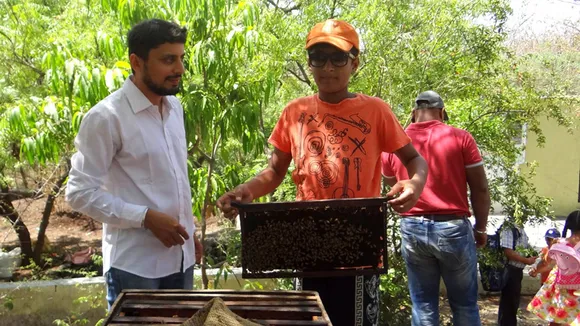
left=65, top=77, right=196, bottom=278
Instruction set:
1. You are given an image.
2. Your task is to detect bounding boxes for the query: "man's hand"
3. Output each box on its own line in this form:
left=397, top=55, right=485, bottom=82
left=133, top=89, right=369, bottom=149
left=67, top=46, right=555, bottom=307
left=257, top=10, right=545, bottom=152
left=386, top=179, right=421, bottom=213
left=524, top=256, right=538, bottom=265
left=474, top=231, right=487, bottom=248
left=216, top=184, right=253, bottom=219
left=194, top=236, right=203, bottom=264
left=143, top=209, right=189, bottom=248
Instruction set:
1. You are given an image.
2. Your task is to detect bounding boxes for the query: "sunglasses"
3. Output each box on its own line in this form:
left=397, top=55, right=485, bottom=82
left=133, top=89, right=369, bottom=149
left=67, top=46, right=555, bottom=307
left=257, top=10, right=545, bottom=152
left=308, top=52, right=356, bottom=68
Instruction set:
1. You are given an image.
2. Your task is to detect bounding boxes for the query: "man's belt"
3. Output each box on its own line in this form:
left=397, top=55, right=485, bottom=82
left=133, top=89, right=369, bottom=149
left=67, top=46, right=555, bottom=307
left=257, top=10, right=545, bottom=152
left=404, top=214, right=466, bottom=222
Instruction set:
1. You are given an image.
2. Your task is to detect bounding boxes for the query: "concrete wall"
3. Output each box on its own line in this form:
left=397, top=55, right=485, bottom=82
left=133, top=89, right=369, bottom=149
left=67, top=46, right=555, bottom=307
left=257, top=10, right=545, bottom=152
left=0, top=268, right=277, bottom=326
left=0, top=265, right=546, bottom=326
left=521, top=116, right=580, bottom=217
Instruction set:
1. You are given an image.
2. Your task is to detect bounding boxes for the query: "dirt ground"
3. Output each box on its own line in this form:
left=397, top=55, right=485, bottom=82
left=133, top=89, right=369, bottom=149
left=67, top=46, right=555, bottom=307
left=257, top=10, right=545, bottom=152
left=440, top=294, right=544, bottom=325
left=0, top=197, right=223, bottom=279
left=0, top=198, right=102, bottom=256
left=0, top=197, right=224, bottom=249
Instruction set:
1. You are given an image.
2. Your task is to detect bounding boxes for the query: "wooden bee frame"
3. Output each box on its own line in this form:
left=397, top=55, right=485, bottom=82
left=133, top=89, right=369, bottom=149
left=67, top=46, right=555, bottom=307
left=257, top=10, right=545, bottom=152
left=233, top=197, right=389, bottom=278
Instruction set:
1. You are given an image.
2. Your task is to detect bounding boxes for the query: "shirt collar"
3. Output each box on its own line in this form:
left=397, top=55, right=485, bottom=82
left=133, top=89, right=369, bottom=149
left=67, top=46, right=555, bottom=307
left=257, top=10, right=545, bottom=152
left=122, top=77, right=174, bottom=114
left=406, top=120, right=443, bottom=130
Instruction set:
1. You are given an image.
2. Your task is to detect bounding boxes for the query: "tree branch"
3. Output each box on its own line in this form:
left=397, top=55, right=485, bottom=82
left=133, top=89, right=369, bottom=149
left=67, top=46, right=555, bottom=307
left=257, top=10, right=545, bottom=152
left=330, top=0, right=338, bottom=18
left=0, top=189, right=43, bottom=202
left=195, top=148, right=212, bottom=162
left=467, top=110, right=526, bottom=129
left=265, top=0, right=300, bottom=13
left=287, top=60, right=311, bottom=86
left=287, top=68, right=308, bottom=85
left=0, top=30, right=45, bottom=78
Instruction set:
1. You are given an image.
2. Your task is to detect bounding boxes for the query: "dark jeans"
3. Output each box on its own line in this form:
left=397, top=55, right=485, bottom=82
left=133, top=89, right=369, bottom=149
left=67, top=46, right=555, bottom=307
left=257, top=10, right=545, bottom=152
left=300, top=275, right=380, bottom=326
left=105, top=265, right=194, bottom=309
left=498, top=265, right=523, bottom=326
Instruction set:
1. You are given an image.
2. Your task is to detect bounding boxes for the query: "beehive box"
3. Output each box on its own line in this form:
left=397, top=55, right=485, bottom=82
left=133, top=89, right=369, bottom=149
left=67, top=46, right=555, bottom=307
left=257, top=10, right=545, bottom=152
left=102, top=289, right=332, bottom=326
left=233, top=197, right=389, bottom=278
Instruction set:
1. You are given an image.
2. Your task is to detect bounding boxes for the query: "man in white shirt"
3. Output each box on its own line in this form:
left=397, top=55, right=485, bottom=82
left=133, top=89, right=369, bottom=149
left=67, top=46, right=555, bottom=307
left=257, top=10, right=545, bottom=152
left=65, top=19, right=202, bottom=308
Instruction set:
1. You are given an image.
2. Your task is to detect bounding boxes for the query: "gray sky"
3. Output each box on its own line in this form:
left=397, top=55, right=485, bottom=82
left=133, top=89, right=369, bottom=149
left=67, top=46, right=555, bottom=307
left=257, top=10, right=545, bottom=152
left=507, top=0, right=580, bottom=39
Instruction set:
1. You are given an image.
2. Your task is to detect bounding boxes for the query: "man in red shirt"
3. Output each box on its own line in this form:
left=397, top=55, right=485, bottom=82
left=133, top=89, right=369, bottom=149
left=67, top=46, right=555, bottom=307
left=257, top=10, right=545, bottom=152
left=382, top=90, right=491, bottom=326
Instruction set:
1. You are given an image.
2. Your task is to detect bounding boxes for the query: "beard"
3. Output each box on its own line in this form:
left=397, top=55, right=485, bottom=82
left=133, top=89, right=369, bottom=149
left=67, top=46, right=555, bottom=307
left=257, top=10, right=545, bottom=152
left=142, top=65, right=181, bottom=96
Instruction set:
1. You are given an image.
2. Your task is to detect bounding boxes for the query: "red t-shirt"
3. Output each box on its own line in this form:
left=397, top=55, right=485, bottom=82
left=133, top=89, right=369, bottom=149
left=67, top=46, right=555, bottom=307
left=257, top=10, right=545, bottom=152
left=381, top=120, right=483, bottom=216
left=269, top=94, right=410, bottom=200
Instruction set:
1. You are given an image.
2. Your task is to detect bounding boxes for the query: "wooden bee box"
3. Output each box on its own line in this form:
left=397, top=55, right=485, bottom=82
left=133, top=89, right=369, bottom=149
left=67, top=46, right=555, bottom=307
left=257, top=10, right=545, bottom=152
left=103, top=289, right=332, bottom=326
left=233, top=197, right=389, bottom=278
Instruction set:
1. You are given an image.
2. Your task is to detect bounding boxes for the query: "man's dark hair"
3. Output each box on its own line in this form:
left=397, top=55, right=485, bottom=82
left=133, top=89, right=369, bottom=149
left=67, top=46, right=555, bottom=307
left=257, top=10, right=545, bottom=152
left=127, top=19, right=187, bottom=60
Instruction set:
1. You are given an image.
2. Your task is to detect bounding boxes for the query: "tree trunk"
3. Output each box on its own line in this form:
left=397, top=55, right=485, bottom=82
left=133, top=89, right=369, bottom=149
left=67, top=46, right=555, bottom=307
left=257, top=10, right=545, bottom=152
left=33, top=168, right=69, bottom=264
left=200, top=135, right=222, bottom=289
left=0, top=195, right=33, bottom=266
left=200, top=162, right=213, bottom=289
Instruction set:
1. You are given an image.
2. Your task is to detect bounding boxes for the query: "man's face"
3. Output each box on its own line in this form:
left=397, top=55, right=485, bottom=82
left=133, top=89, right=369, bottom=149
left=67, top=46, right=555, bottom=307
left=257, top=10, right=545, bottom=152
left=308, top=44, right=358, bottom=94
left=133, top=42, right=185, bottom=96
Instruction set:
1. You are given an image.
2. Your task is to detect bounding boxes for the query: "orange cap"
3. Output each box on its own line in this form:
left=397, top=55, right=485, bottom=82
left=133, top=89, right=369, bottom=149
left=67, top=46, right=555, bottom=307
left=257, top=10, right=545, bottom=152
left=305, top=19, right=359, bottom=53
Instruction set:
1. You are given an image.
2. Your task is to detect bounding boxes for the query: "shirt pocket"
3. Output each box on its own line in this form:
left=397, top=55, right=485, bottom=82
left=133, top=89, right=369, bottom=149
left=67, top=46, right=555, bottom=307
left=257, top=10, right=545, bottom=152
left=117, top=121, right=153, bottom=185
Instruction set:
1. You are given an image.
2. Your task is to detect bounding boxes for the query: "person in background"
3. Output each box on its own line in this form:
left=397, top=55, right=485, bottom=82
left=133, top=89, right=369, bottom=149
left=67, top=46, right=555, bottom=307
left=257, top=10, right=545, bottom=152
left=382, top=90, right=490, bottom=326
left=530, top=228, right=561, bottom=284
left=528, top=211, right=580, bottom=326
left=499, top=223, right=537, bottom=326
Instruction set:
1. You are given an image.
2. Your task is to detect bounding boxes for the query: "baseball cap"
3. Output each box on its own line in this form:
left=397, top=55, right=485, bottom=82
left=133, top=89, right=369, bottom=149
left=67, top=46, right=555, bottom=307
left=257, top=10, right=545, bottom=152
left=414, top=90, right=449, bottom=121
left=545, top=228, right=561, bottom=239
left=305, top=19, right=359, bottom=54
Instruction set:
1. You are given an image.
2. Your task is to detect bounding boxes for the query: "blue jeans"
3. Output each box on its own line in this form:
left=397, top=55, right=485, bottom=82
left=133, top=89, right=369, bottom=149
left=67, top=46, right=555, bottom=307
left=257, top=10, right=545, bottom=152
left=401, top=217, right=481, bottom=326
left=105, top=265, right=194, bottom=309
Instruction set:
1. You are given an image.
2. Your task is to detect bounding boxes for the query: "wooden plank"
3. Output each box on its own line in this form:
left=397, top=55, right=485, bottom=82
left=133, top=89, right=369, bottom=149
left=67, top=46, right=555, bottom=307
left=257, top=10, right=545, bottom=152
left=111, top=316, right=188, bottom=323
left=123, top=292, right=320, bottom=301
left=120, top=289, right=320, bottom=296
left=122, top=299, right=319, bottom=307
left=253, top=320, right=330, bottom=326
left=242, top=268, right=386, bottom=279
left=111, top=313, right=324, bottom=323
left=231, top=197, right=388, bottom=211
left=107, top=320, right=329, bottom=326
left=121, top=303, right=321, bottom=314
left=313, top=290, right=332, bottom=326
left=103, top=291, right=126, bottom=326
left=108, top=324, right=182, bottom=326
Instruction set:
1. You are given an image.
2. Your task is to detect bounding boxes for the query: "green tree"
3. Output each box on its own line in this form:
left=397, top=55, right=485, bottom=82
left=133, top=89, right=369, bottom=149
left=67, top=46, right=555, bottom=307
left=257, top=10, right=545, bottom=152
left=0, top=0, right=126, bottom=265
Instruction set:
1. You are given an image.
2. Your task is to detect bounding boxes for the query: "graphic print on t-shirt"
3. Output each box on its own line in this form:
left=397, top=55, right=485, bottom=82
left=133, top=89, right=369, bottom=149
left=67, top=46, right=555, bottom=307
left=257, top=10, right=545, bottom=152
left=268, top=94, right=411, bottom=201
left=295, top=111, right=370, bottom=200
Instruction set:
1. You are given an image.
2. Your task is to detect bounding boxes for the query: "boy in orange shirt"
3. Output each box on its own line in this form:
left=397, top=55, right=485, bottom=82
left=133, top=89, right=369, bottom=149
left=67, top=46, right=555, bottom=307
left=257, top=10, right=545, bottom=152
left=217, top=19, right=428, bottom=326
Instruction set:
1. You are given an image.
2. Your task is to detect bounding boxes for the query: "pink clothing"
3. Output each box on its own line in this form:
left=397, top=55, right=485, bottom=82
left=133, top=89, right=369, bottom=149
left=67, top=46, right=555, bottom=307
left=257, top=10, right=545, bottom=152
left=381, top=120, right=482, bottom=216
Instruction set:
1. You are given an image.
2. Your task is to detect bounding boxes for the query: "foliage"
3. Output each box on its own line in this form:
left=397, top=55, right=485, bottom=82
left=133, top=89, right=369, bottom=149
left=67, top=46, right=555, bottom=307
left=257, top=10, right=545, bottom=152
left=373, top=195, right=411, bottom=324
left=0, top=0, right=578, bottom=323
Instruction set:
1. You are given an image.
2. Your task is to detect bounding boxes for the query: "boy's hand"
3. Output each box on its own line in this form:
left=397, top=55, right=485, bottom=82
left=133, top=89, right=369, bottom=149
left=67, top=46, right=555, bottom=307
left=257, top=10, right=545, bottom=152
left=387, top=179, right=421, bottom=213
left=529, top=267, right=538, bottom=278
left=216, top=184, right=253, bottom=219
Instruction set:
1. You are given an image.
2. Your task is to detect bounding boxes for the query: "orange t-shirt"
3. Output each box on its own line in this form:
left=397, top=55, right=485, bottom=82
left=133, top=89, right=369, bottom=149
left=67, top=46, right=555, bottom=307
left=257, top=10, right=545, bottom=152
left=269, top=94, right=411, bottom=200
